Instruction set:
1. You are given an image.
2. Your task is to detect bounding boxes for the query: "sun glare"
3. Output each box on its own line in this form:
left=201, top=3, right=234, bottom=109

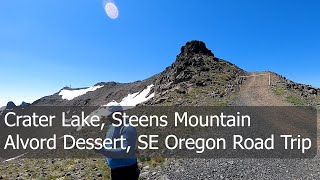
left=104, top=1, right=119, bottom=19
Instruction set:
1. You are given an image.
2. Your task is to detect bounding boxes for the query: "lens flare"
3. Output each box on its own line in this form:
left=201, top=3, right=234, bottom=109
left=104, top=1, right=119, bottom=19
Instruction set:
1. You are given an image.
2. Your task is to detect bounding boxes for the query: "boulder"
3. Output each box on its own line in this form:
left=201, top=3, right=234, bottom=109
left=155, top=97, right=168, bottom=104
left=174, top=85, right=187, bottom=94
left=195, top=81, right=206, bottom=86
left=308, top=88, right=317, bottom=95
left=211, top=91, right=220, bottom=98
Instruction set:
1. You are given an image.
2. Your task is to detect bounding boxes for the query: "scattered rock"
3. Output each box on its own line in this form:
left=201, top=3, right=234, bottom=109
left=154, top=97, right=168, bottom=104
left=195, top=81, right=206, bottom=86
left=308, top=88, right=317, bottom=95
left=174, top=84, right=187, bottom=94
left=301, top=92, right=308, bottom=98
left=157, top=174, right=170, bottom=180
left=143, top=166, right=150, bottom=171
left=211, top=91, right=220, bottom=98
left=140, top=172, right=149, bottom=179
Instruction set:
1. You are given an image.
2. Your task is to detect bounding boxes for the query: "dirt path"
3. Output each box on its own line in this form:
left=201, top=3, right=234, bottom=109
left=233, top=72, right=290, bottom=106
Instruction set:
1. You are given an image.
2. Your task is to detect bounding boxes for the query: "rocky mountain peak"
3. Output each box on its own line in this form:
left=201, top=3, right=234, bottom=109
left=149, top=40, right=245, bottom=105
left=20, top=101, right=31, bottom=107
left=179, top=40, right=214, bottom=57
left=6, top=101, right=16, bottom=108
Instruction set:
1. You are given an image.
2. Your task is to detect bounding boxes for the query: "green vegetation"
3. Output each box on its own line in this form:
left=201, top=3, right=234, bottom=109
left=273, top=85, right=306, bottom=106
left=274, top=86, right=286, bottom=96
left=161, top=101, right=174, bottom=106
left=286, top=95, right=305, bottom=106
left=185, top=87, right=207, bottom=100
left=0, top=159, right=111, bottom=179
left=220, top=73, right=233, bottom=81
left=139, top=157, right=166, bottom=168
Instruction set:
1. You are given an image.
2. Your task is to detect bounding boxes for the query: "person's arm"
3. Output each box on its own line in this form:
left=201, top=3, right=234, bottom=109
left=98, top=126, right=137, bottom=158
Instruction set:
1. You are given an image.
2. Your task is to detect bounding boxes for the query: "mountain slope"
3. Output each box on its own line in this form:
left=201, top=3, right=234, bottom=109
left=32, top=75, right=158, bottom=106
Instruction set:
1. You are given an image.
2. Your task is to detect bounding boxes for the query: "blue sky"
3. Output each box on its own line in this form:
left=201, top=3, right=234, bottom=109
left=0, top=0, right=319, bottom=106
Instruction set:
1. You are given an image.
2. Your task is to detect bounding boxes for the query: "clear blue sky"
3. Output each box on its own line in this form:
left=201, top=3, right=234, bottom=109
left=0, top=0, right=319, bottom=106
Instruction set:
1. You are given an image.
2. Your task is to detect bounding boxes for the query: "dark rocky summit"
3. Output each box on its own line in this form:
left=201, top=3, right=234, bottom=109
left=148, top=40, right=245, bottom=105
left=6, top=101, right=16, bottom=109
left=180, top=40, right=214, bottom=57
left=20, top=101, right=31, bottom=107
left=3, top=101, right=30, bottom=109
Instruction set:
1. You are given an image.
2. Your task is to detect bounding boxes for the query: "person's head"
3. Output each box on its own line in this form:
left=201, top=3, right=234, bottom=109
left=105, top=101, right=123, bottom=124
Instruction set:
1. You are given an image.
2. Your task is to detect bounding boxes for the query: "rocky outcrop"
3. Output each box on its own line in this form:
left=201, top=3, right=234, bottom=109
left=6, top=101, right=16, bottom=109
left=180, top=40, right=214, bottom=57
left=148, top=40, right=245, bottom=105
left=20, top=101, right=31, bottom=107
left=283, top=78, right=318, bottom=96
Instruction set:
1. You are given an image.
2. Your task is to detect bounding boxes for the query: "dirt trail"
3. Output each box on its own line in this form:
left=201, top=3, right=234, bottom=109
left=237, top=72, right=320, bottom=133
left=233, top=72, right=290, bottom=106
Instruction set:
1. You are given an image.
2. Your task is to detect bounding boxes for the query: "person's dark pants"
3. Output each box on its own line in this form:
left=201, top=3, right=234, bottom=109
left=111, top=163, right=140, bottom=180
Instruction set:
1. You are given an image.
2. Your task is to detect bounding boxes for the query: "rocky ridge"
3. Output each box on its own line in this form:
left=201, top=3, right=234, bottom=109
left=272, top=74, right=320, bottom=108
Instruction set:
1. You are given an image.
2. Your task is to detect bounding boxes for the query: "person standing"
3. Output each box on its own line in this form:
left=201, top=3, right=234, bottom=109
left=97, top=103, right=140, bottom=180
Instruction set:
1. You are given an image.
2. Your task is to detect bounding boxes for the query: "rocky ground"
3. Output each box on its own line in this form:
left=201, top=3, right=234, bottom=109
left=0, top=158, right=109, bottom=179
